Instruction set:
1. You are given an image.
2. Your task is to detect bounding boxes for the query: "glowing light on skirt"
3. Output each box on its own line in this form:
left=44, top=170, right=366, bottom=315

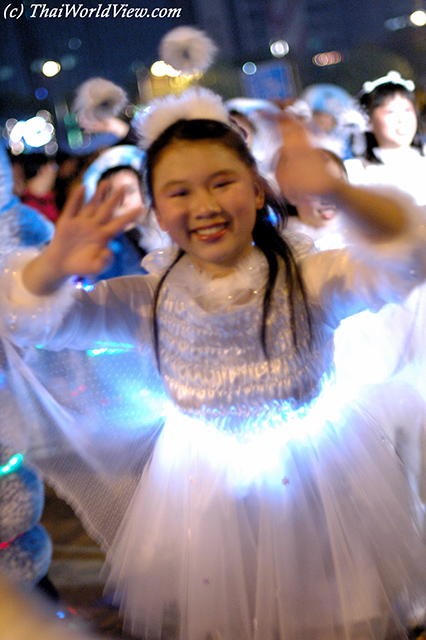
left=161, top=378, right=348, bottom=489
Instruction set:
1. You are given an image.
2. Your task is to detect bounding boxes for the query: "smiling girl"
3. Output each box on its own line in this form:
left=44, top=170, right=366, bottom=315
left=1, top=88, right=426, bottom=640
left=345, top=71, right=426, bottom=208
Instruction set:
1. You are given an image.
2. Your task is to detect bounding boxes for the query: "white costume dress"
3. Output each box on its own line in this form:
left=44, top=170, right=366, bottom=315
left=1, top=222, right=426, bottom=639
left=344, top=152, right=426, bottom=506
left=343, top=149, right=426, bottom=384
left=345, top=148, right=426, bottom=208
left=285, top=216, right=347, bottom=251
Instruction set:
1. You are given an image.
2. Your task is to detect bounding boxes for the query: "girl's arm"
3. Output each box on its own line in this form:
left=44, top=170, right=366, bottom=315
left=23, top=182, right=143, bottom=296
left=0, top=183, right=155, bottom=352
left=273, top=114, right=426, bottom=326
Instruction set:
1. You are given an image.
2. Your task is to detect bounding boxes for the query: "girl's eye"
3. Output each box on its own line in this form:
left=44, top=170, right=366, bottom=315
left=169, top=189, right=189, bottom=198
left=214, top=179, right=233, bottom=189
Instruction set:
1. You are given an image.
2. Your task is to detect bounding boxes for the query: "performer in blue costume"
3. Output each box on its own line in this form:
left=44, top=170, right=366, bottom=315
left=0, top=142, right=53, bottom=255
left=0, top=88, right=426, bottom=640
left=0, top=143, right=57, bottom=600
left=81, top=144, right=171, bottom=280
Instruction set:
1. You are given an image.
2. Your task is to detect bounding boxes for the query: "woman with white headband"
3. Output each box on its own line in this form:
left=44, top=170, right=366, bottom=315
left=345, top=70, right=426, bottom=208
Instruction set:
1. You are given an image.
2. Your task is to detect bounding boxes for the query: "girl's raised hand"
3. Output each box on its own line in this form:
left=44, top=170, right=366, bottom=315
left=22, top=183, right=143, bottom=296
left=272, top=111, right=407, bottom=240
left=273, top=113, right=340, bottom=203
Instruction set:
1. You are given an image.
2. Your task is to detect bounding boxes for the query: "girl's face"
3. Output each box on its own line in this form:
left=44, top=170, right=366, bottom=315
left=104, top=169, right=147, bottom=225
left=369, top=93, right=417, bottom=149
left=152, top=139, right=264, bottom=276
left=283, top=156, right=345, bottom=229
left=295, top=196, right=338, bottom=229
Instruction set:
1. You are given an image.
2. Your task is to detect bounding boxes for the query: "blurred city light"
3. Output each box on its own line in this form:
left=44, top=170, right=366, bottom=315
left=9, top=121, right=26, bottom=144
left=60, top=54, right=78, bottom=70
left=410, top=9, right=426, bottom=25
left=35, top=87, right=48, bottom=100
left=150, top=60, right=180, bottom=77
left=9, top=115, right=54, bottom=148
left=312, top=51, right=344, bottom=66
left=0, top=66, right=14, bottom=81
left=22, top=116, right=54, bottom=147
left=270, top=40, right=290, bottom=58
left=384, top=15, right=409, bottom=30
left=42, top=60, right=61, bottom=77
left=30, top=59, right=44, bottom=73
left=5, top=118, right=17, bottom=133
left=10, top=140, right=25, bottom=155
left=68, top=37, right=82, bottom=50
left=242, top=62, right=257, bottom=75
left=45, top=140, right=58, bottom=155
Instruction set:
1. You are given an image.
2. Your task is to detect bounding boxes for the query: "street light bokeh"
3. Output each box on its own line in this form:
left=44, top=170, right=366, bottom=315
left=41, top=60, right=61, bottom=77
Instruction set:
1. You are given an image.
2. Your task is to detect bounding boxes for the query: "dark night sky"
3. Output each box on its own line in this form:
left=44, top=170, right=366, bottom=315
left=0, top=0, right=424, bottom=133
left=1, top=0, right=197, bottom=117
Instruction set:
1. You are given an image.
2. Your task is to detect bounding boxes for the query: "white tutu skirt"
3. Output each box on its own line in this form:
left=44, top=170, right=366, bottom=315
left=103, top=393, right=426, bottom=640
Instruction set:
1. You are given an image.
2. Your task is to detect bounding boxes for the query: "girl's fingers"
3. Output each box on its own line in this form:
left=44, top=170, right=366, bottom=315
left=60, top=182, right=114, bottom=222
left=79, top=183, right=123, bottom=222
left=275, top=113, right=315, bottom=152
left=60, top=184, right=86, bottom=220
left=59, top=186, right=141, bottom=250
left=105, top=206, right=144, bottom=237
left=90, top=181, right=112, bottom=209
left=95, top=186, right=128, bottom=224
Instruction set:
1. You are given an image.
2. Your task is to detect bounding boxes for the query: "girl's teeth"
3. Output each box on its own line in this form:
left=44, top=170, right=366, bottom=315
left=196, top=224, right=225, bottom=237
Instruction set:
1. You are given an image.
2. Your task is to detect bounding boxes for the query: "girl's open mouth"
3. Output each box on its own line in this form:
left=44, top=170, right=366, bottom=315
left=191, top=223, right=228, bottom=241
left=318, top=206, right=336, bottom=221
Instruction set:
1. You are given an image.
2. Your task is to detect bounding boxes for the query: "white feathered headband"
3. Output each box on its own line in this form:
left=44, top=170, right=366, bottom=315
left=159, top=26, right=217, bottom=74
left=73, top=77, right=128, bottom=123
left=361, top=70, right=415, bottom=95
left=135, top=87, right=231, bottom=150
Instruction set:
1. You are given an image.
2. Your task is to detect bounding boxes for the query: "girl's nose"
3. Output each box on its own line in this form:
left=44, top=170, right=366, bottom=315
left=193, top=190, right=221, bottom=217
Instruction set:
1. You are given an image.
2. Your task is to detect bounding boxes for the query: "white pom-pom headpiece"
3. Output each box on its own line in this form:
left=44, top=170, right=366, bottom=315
left=159, top=26, right=217, bottom=74
left=135, top=87, right=231, bottom=150
left=362, top=70, right=415, bottom=95
left=73, top=77, right=128, bottom=123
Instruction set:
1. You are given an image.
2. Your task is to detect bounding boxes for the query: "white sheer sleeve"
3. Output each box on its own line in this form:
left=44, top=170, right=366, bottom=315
left=0, top=248, right=158, bottom=351
left=0, top=249, right=167, bottom=550
left=298, top=193, right=426, bottom=328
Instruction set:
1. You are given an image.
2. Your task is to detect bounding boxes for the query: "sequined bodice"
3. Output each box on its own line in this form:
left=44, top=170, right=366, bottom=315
left=156, top=252, right=333, bottom=431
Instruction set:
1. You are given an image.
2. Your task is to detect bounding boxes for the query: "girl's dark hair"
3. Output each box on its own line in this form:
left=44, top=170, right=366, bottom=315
left=98, top=164, right=142, bottom=183
left=146, top=118, right=313, bottom=369
left=21, top=152, right=55, bottom=181
left=358, top=82, right=423, bottom=162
